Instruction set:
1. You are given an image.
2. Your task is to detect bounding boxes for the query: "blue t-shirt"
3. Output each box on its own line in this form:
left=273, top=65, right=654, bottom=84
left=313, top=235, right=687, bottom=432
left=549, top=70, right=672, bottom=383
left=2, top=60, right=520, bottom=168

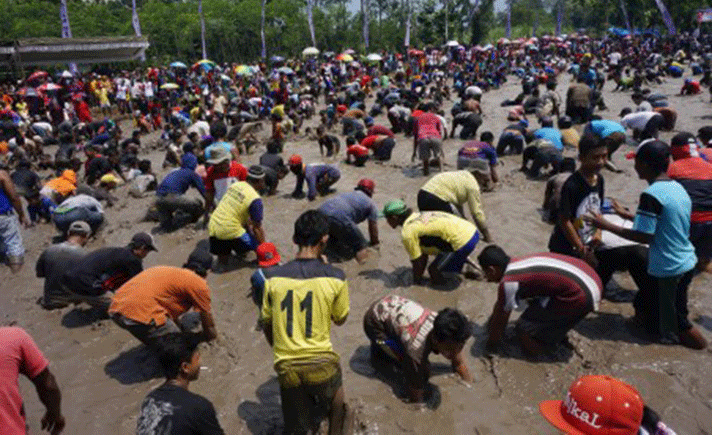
left=457, top=141, right=498, bottom=166
left=318, top=191, right=378, bottom=225
left=632, top=180, right=697, bottom=277
left=533, top=128, right=563, bottom=150
left=586, top=120, right=625, bottom=139
left=156, top=168, right=206, bottom=197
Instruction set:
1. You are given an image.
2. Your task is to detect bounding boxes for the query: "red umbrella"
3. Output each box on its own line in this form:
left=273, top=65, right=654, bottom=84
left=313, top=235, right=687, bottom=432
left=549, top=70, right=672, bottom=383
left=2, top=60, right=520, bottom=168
left=408, top=49, right=425, bottom=57
left=37, top=83, right=62, bottom=92
left=26, top=71, right=48, bottom=82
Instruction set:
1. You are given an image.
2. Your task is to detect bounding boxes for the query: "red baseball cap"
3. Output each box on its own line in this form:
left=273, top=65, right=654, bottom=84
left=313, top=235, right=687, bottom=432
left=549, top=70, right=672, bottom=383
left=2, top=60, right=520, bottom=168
left=256, top=242, right=281, bottom=267
left=356, top=178, right=375, bottom=196
left=539, top=375, right=644, bottom=435
left=288, top=154, right=302, bottom=167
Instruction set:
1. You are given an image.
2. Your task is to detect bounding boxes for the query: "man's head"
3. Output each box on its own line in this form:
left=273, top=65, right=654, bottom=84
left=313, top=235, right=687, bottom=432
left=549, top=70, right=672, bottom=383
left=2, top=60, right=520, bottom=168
left=697, top=126, right=712, bottom=147
left=247, top=165, right=266, bottom=191
left=480, top=131, right=494, bottom=144
left=631, top=92, right=644, bottom=104
left=183, top=248, right=213, bottom=278
left=670, top=132, right=699, bottom=160
left=293, top=210, right=329, bottom=249
left=67, top=220, right=91, bottom=245
left=155, top=333, right=202, bottom=381
left=209, top=121, right=227, bottom=139
left=206, top=146, right=231, bottom=171
left=431, top=308, right=470, bottom=360
left=619, top=107, right=633, bottom=118
left=355, top=178, right=375, bottom=197
left=540, top=116, right=554, bottom=128
left=382, top=199, right=411, bottom=228
left=128, top=232, right=157, bottom=258
left=477, top=245, right=511, bottom=282
left=631, top=139, right=670, bottom=181
left=578, top=134, right=607, bottom=173
left=288, top=154, right=303, bottom=174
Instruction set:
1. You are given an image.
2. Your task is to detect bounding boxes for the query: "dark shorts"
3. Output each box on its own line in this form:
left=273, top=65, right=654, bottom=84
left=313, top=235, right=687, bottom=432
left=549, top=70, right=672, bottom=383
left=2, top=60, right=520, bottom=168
left=275, top=355, right=342, bottom=434
left=417, top=137, right=443, bottom=161
left=209, top=233, right=257, bottom=256
left=373, top=137, right=396, bottom=161
left=417, top=190, right=454, bottom=214
left=634, top=270, right=694, bottom=337
left=433, top=231, right=479, bottom=273
left=496, top=132, right=525, bottom=155
left=111, top=313, right=181, bottom=347
left=324, top=216, right=368, bottom=261
left=515, top=301, right=590, bottom=346
left=690, top=221, right=712, bottom=259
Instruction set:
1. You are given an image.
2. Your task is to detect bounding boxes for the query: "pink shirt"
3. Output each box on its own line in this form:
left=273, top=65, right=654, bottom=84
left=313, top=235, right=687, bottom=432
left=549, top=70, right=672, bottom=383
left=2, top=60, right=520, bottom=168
left=0, top=327, right=49, bottom=435
left=414, top=112, right=442, bottom=140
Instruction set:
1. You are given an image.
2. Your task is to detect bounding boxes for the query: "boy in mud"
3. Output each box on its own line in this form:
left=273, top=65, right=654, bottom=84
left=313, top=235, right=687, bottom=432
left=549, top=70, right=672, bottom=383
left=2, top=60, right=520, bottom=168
left=363, top=294, right=472, bottom=408
left=478, top=245, right=602, bottom=356
left=259, top=210, right=351, bottom=435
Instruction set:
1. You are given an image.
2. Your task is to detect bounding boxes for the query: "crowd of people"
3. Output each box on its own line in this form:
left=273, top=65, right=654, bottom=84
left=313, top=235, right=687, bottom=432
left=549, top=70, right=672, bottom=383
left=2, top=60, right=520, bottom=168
left=2, top=29, right=712, bottom=435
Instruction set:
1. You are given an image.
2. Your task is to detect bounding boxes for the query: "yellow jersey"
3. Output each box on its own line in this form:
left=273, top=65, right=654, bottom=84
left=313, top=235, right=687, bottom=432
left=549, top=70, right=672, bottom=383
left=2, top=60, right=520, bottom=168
left=208, top=181, right=260, bottom=240
left=420, top=171, right=486, bottom=225
left=260, top=258, right=349, bottom=364
left=401, top=211, right=477, bottom=260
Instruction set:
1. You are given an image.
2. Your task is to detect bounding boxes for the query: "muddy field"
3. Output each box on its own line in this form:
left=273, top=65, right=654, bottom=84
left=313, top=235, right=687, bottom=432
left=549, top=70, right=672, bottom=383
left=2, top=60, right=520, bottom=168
left=1, top=74, right=711, bottom=435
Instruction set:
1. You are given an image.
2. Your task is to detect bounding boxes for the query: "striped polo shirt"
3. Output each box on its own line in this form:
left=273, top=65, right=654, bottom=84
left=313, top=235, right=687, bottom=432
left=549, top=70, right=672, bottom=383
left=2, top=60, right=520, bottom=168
left=500, top=253, right=602, bottom=315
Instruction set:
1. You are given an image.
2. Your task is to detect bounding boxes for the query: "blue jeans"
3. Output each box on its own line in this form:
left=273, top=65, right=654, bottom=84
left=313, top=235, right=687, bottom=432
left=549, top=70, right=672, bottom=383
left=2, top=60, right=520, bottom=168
left=0, top=212, right=24, bottom=263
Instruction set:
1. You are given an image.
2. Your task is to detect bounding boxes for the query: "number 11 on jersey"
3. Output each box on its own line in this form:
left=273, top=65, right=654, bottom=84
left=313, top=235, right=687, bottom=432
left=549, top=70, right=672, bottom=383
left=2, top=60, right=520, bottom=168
left=280, top=290, right=313, bottom=338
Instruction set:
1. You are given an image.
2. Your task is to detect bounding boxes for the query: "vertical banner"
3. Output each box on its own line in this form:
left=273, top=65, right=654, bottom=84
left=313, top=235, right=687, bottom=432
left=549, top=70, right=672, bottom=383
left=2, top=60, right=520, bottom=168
left=652, top=0, right=676, bottom=35
left=59, top=0, right=77, bottom=74
left=131, top=0, right=145, bottom=61
left=556, top=1, right=563, bottom=36
left=506, top=1, right=511, bottom=39
left=199, top=0, right=207, bottom=59
left=620, top=0, right=632, bottom=33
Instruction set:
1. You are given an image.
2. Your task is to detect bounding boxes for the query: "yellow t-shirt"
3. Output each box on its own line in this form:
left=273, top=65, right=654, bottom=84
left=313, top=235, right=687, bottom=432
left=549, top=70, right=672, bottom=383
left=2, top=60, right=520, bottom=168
left=208, top=181, right=260, bottom=240
left=260, top=259, right=349, bottom=364
left=401, top=211, right=477, bottom=260
left=421, top=171, right=486, bottom=225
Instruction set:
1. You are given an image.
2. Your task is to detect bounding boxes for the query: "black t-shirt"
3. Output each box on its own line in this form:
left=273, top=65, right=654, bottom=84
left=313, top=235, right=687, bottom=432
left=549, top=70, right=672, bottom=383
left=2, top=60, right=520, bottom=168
left=548, top=171, right=604, bottom=255
left=62, top=247, right=143, bottom=296
left=136, top=384, right=224, bottom=435
left=10, top=168, right=40, bottom=195
left=86, top=157, right=112, bottom=184
left=259, top=152, right=285, bottom=172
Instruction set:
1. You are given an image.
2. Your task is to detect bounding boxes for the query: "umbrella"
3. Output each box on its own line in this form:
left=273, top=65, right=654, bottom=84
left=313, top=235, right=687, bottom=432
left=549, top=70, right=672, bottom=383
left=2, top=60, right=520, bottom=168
left=445, top=40, right=460, bottom=47
left=192, top=59, right=216, bottom=71
left=407, top=49, right=425, bottom=57
left=170, top=61, right=188, bottom=68
left=323, top=51, right=335, bottom=58
left=336, top=53, right=353, bottom=62
left=302, top=47, right=320, bottom=57
left=37, top=83, right=62, bottom=92
left=26, top=71, right=48, bottom=82
left=160, top=83, right=180, bottom=90
left=270, top=55, right=285, bottom=63
left=277, top=66, right=294, bottom=75
left=220, top=74, right=232, bottom=82
left=235, top=65, right=253, bottom=76
left=343, top=48, right=356, bottom=55
left=60, top=70, right=73, bottom=78
left=497, top=38, right=510, bottom=45
left=366, top=53, right=382, bottom=62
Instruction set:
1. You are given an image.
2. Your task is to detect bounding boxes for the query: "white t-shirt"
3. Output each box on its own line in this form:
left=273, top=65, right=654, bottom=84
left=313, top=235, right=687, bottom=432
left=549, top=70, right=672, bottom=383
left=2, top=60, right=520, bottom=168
left=621, top=112, right=657, bottom=131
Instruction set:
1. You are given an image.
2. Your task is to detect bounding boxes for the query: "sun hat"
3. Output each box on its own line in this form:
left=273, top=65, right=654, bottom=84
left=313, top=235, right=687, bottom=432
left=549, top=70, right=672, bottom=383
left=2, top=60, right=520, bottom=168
left=206, top=146, right=230, bottom=165
left=382, top=199, right=408, bottom=217
left=256, top=242, right=281, bottom=267
left=247, top=165, right=266, bottom=180
left=356, top=178, right=375, bottom=196
left=539, top=375, right=644, bottom=435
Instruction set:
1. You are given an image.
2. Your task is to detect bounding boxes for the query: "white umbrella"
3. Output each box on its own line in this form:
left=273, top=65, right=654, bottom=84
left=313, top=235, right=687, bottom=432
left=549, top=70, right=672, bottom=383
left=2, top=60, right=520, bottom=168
left=366, top=53, right=382, bottom=62
left=302, top=47, right=320, bottom=57
left=344, top=48, right=356, bottom=55
left=445, top=40, right=460, bottom=47
left=60, top=70, right=73, bottom=78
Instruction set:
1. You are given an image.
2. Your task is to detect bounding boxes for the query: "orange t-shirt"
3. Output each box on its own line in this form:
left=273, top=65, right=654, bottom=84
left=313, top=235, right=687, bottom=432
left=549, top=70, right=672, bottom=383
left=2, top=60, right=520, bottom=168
left=109, top=266, right=211, bottom=326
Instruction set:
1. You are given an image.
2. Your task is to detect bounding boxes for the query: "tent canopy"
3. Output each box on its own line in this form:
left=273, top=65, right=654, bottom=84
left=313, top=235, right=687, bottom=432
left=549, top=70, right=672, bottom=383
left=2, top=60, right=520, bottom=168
left=0, top=36, right=149, bottom=67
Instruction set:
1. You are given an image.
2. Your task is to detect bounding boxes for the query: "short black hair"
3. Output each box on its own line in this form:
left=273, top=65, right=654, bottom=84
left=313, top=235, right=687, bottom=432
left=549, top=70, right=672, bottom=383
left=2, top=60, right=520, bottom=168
left=477, top=245, right=511, bottom=270
left=480, top=131, right=494, bottom=143
left=293, top=210, right=329, bottom=247
left=209, top=121, right=227, bottom=139
left=432, top=308, right=470, bottom=343
left=346, top=137, right=357, bottom=146
left=578, top=133, right=606, bottom=158
left=560, top=157, right=577, bottom=173
left=354, top=130, right=366, bottom=142
left=154, top=333, right=200, bottom=380
left=636, top=140, right=670, bottom=174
